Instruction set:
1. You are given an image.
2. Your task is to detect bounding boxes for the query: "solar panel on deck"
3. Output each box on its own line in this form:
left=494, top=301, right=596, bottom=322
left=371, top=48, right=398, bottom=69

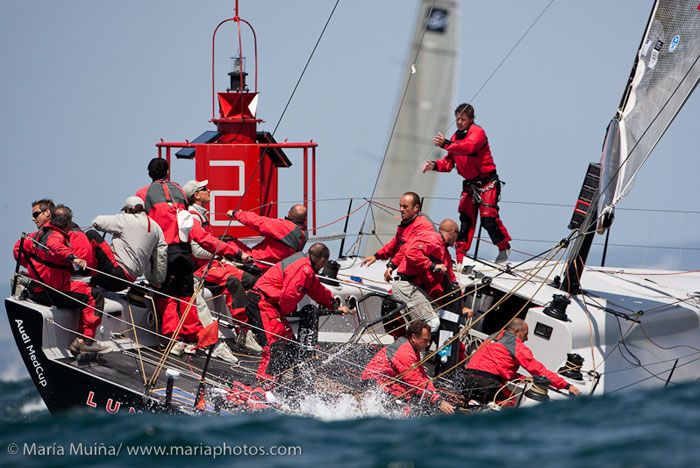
left=175, top=131, right=221, bottom=159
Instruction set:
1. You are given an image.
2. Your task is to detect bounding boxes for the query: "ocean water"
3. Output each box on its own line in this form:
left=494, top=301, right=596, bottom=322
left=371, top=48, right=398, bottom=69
left=1, top=377, right=699, bottom=468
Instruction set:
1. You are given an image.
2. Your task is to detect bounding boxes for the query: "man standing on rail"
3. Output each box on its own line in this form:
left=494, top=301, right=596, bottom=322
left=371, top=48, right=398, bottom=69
left=361, top=192, right=435, bottom=282
left=464, top=318, right=582, bottom=404
left=226, top=204, right=308, bottom=273
left=422, top=103, right=511, bottom=264
left=245, top=243, right=350, bottom=385
left=362, top=320, right=455, bottom=415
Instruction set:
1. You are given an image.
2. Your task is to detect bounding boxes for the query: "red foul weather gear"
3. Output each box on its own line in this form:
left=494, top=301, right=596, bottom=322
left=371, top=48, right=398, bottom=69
left=455, top=173, right=511, bottom=261
left=361, top=337, right=442, bottom=405
left=14, top=225, right=104, bottom=338
left=397, top=230, right=455, bottom=300
left=246, top=253, right=336, bottom=382
left=15, top=225, right=73, bottom=291
left=233, top=211, right=307, bottom=271
left=189, top=205, right=251, bottom=325
left=375, top=213, right=435, bottom=270
left=189, top=218, right=245, bottom=266
left=431, top=123, right=510, bottom=262
left=433, top=123, right=496, bottom=181
left=466, top=329, right=570, bottom=390
left=156, top=293, right=203, bottom=342
left=157, top=220, right=246, bottom=342
left=68, top=223, right=96, bottom=275
left=158, top=242, right=202, bottom=342
left=138, top=181, right=205, bottom=341
left=137, top=180, right=188, bottom=245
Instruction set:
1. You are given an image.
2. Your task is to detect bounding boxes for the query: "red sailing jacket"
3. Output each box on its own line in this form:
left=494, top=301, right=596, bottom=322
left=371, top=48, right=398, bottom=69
left=14, top=225, right=75, bottom=291
left=466, top=329, right=570, bottom=390
left=361, top=337, right=441, bottom=404
left=254, top=253, right=335, bottom=316
left=137, top=180, right=188, bottom=245
left=188, top=209, right=244, bottom=268
left=234, top=211, right=307, bottom=270
left=375, top=213, right=435, bottom=269
left=433, top=123, right=497, bottom=181
left=68, top=224, right=96, bottom=270
left=397, top=230, right=455, bottom=299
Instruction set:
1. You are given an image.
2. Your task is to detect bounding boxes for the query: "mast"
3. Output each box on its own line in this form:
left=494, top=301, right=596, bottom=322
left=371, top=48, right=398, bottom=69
left=362, top=0, right=460, bottom=255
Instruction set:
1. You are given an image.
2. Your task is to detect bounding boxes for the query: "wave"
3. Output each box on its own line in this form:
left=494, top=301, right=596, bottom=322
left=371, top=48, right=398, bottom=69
left=0, top=378, right=698, bottom=467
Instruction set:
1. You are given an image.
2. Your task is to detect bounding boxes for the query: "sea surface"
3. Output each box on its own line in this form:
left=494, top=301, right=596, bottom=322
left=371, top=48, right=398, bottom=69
left=1, top=376, right=699, bottom=468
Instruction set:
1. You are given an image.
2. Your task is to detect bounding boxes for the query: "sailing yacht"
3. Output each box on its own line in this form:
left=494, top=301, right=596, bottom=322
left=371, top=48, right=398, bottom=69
left=5, top=0, right=700, bottom=415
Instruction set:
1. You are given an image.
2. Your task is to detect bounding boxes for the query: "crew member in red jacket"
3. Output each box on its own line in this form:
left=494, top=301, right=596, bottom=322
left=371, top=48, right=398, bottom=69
left=246, top=243, right=350, bottom=383
left=184, top=179, right=262, bottom=353
left=361, top=192, right=435, bottom=282
left=14, top=204, right=105, bottom=355
left=362, top=320, right=455, bottom=414
left=136, top=159, right=246, bottom=344
left=423, top=103, right=511, bottom=264
left=226, top=204, right=307, bottom=272
left=68, top=222, right=96, bottom=277
left=136, top=158, right=200, bottom=342
left=464, top=318, right=582, bottom=403
left=26, top=198, right=95, bottom=276
left=392, top=219, right=471, bottom=333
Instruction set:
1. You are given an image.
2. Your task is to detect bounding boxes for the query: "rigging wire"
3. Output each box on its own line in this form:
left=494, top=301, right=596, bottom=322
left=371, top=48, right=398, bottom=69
left=366, top=0, right=438, bottom=202
left=576, top=49, right=700, bottom=238
left=467, top=0, right=555, bottom=104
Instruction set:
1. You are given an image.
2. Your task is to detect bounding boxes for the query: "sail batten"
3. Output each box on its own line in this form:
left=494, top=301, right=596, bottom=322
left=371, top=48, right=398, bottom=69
left=599, top=1, right=700, bottom=221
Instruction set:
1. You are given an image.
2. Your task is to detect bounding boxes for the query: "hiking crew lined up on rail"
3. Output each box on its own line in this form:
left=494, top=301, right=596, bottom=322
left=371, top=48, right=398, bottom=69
left=12, top=157, right=325, bottom=362
left=423, top=103, right=512, bottom=265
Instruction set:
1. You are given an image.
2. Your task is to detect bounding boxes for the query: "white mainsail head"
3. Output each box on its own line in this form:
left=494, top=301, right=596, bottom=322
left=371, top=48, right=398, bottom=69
left=598, top=0, right=700, bottom=232
left=362, top=0, right=459, bottom=256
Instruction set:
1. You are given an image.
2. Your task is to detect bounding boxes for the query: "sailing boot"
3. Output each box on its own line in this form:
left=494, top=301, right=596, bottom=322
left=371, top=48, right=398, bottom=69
left=495, top=248, right=511, bottom=264
left=170, top=341, right=185, bottom=356
left=69, top=338, right=83, bottom=356
left=238, top=328, right=263, bottom=353
left=211, top=342, right=239, bottom=364
left=79, top=338, right=109, bottom=353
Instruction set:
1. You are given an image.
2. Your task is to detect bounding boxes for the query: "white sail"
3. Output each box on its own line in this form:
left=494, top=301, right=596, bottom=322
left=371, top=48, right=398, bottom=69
left=362, top=0, right=459, bottom=255
left=598, top=0, right=700, bottom=229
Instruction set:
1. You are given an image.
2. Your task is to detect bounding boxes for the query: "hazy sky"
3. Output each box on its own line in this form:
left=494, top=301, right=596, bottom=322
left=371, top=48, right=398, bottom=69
left=1, top=0, right=698, bottom=278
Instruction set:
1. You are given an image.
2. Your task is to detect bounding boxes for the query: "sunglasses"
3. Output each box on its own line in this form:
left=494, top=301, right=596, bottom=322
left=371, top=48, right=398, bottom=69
left=196, top=186, right=209, bottom=193
left=32, top=209, right=47, bottom=219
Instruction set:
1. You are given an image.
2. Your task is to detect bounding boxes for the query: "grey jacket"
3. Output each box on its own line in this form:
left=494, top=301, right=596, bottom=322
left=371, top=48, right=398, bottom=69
left=92, top=212, right=167, bottom=286
left=189, top=204, right=213, bottom=261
